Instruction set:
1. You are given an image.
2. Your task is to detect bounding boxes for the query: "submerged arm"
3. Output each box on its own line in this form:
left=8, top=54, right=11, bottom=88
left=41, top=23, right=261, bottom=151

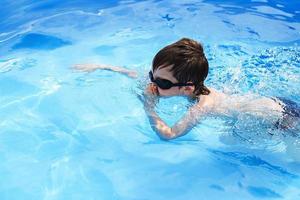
left=73, top=64, right=138, bottom=78
left=143, top=85, right=204, bottom=140
left=145, top=104, right=203, bottom=140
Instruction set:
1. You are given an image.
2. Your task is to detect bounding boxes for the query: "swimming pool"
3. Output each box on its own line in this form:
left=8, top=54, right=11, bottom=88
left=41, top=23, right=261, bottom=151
left=0, top=0, right=300, bottom=199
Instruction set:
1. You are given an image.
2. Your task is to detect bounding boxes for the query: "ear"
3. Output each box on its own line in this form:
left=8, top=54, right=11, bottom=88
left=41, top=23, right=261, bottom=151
left=183, top=82, right=195, bottom=95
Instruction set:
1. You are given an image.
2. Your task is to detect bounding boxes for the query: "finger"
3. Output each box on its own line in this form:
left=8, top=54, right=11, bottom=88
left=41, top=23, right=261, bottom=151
left=73, top=65, right=86, bottom=71
left=150, top=86, right=156, bottom=94
left=73, top=64, right=83, bottom=68
left=153, top=85, right=158, bottom=95
left=146, top=84, right=153, bottom=92
left=150, top=84, right=158, bottom=95
left=71, top=65, right=83, bottom=72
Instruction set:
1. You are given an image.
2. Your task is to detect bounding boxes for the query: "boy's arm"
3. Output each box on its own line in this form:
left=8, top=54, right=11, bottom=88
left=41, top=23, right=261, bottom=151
left=145, top=104, right=203, bottom=140
left=143, top=85, right=205, bottom=140
left=73, top=64, right=138, bottom=78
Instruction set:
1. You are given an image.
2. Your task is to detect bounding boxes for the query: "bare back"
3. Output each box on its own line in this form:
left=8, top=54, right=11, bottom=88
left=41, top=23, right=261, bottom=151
left=197, top=88, right=284, bottom=123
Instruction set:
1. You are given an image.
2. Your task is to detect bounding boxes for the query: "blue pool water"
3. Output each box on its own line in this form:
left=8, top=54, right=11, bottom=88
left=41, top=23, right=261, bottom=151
left=1, top=0, right=300, bottom=199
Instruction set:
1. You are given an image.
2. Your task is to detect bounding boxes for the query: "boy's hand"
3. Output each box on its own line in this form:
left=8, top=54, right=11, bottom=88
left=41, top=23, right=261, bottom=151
left=73, top=64, right=138, bottom=78
left=73, top=64, right=107, bottom=72
left=143, top=83, right=159, bottom=110
left=146, top=83, right=159, bottom=96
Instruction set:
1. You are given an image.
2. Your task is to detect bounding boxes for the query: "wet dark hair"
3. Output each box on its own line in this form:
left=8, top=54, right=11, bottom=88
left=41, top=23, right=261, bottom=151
left=152, top=38, right=210, bottom=95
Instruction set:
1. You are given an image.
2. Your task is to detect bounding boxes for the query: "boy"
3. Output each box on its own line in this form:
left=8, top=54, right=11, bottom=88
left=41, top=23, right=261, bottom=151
left=74, top=38, right=299, bottom=140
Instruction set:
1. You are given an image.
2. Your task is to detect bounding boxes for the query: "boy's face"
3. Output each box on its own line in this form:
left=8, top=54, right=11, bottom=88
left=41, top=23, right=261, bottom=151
left=152, top=65, right=195, bottom=97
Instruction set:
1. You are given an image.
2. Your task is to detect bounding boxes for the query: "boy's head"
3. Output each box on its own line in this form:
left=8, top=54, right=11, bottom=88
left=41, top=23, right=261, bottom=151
left=151, top=38, right=210, bottom=97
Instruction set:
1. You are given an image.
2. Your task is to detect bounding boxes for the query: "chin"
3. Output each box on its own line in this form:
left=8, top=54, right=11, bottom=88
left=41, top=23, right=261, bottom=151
left=161, top=95, right=175, bottom=98
left=157, top=88, right=182, bottom=97
left=159, top=92, right=182, bottom=97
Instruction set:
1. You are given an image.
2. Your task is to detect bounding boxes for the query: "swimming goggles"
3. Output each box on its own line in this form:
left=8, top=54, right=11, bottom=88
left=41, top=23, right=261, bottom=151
left=149, top=71, right=194, bottom=89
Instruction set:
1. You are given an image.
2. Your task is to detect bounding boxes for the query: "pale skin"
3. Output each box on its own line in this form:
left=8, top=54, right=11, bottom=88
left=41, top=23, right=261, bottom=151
left=73, top=64, right=138, bottom=78
left=73, top=64, right=287, bottom=140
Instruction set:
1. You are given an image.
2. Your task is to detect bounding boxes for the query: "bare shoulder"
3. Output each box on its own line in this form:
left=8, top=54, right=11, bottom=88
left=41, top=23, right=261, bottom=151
left=195, top=88, right=226, bottom=111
